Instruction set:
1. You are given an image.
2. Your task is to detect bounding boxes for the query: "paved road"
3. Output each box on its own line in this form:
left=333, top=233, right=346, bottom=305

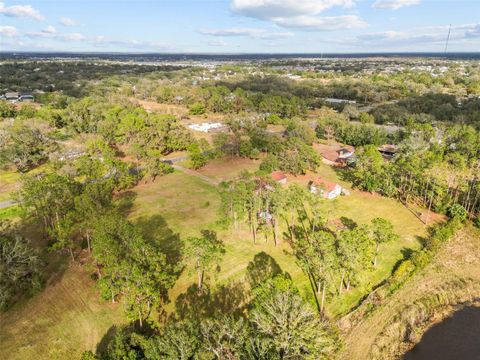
left=0, top=200, right=18, bottom=209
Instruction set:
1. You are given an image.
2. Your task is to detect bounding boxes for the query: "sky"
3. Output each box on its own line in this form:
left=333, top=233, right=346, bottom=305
left=0, top=0, right=479, bottom=53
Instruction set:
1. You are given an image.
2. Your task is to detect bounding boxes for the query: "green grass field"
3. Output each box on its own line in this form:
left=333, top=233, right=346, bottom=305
left=0, top=170, right=21, bottom=202
left=0, top=158, right=428, bottom=359
left=0, top=165, right=53, bottom=202
left=126, top=161, right=426, bottom=317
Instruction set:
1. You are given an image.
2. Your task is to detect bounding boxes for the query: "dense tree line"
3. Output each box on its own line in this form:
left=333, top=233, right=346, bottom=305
left=371, top=94, right=480, bottom=128
left=0, top=61, right=184, bottom=97
left=347, top=124, right=480, bottom=219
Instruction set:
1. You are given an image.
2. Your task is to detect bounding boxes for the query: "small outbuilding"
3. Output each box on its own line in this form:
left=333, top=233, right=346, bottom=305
left=378, top=144, right=398, bottom=159
left=19, top=93, right=34, bottom=102
left=309, top=178, right=342, bottom=199
left=271, top=171, right=287, bottom=184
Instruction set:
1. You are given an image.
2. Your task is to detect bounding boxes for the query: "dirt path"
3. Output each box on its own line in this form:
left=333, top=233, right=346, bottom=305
left=172, top=165, right=220, bottom=186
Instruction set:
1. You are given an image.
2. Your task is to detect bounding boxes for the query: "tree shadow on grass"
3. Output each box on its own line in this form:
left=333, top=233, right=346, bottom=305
left=175, top=281, right=248, bottom=320
left=134, top=214, right=185, bottom=280
left=391, top=247, right=415, bottom=274
left=340, top=216, right=358, bottom=230
left=416, top=233, right=430, bottom=248
left=245, top=251, right=283, bottom=289
left=11, top=219, right=70, bottom=290
left=95, top=324, right=120, bottom=355
left=333, top=166, right=354, bottom=184
left=116, top=190, right=137, bottom=217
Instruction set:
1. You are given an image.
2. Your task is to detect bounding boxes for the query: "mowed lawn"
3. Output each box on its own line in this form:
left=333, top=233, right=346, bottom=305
left=127, top=170, right=307, bottom=313
left=0, top=170, right=21, bottom=202
left=198, top=156, right=261, bottom=183
left=128, top=163, right=426, bottom=317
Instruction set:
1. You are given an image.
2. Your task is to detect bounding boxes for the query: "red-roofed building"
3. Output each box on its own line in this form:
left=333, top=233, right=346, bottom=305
left=271, top=171, right=287, bottom=184
left=309, top=178, right=342, bottom=199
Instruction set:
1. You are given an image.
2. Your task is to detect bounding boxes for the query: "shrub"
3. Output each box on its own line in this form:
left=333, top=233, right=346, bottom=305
left=447, top=204, right=468, bottom=222
left=474, top=216, right=480, bottom=229
left=189, top=102, right=206, bottom=115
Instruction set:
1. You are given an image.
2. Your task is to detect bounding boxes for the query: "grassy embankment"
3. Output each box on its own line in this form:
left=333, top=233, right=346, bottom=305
left=339, top=223, right=480, bottom=360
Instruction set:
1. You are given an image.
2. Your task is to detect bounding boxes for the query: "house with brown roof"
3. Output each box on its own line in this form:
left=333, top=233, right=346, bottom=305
left=309, top=178, right=342, bottom=199
left=378, top=144, right=398, bottom=159
left=271, top=171, right=287, bottom=184
left=315, top=143, right=355, bottom=166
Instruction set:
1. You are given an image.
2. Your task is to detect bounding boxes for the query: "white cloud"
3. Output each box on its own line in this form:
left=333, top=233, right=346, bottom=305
left=231, top=0, right=355, bottom=19
left=465, top=24, right=480, bottom=38
left=273, top=15, right=367, bottom=31
left=199, top=27, right=293, bottom=40
left=350, top=25, right=480, bottom=48
left=43, top=25, right=56, bottom=34
left=62, top=32, right=86, bottom=41
left=0, top=25, right=18, bottom=37
left=59, top=17, right=76, bottom=26
left=0, top=2, right=44, bottom=21
left=200, top=28, right=264, bottom=37
left=230, top=0, right=366, bottom=31
left=25, top=26, right=58, bottom=38
left=208, top=40, right=228, bottom=47
left=372, top=0, right=420, bottom=10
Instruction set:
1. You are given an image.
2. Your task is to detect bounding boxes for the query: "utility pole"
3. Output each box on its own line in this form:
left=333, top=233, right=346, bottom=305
left=444, top=24, right=452, bottom=54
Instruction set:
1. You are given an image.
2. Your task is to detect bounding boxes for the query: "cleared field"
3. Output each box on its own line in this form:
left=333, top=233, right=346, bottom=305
left=198, top=156, right=261, bottom=182
left=136, top=100, right=188, bottom=117
left=127, top=170, right=221, bottom=236
left=126, top=170, right=306, bottom=313
left=128, top=163, right=426, bottom=317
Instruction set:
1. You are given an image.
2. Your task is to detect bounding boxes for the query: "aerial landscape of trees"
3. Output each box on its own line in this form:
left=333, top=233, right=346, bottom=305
left=1, top=56, right=479, bottom=360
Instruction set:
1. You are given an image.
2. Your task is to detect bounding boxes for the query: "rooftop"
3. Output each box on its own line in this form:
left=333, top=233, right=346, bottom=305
left=312, top=178, right=340, bottom=192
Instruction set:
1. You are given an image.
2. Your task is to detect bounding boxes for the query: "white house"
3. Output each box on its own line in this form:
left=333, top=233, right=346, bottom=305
left=309, top=178, right=342, bottom=199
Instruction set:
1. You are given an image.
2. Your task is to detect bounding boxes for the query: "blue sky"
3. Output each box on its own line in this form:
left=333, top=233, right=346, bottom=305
left=0, top=0, right=479, bottom=53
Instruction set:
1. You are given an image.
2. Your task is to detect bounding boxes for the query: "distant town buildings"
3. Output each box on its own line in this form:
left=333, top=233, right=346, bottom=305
left=324, top=98, right=357, bottom=105
left=1, top=92, right=34, bottom=103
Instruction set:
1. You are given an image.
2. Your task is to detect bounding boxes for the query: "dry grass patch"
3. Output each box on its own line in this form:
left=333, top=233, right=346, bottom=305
left=0, top=265, right=126, bottom=360
left=198, top=156, right=261, bottom=182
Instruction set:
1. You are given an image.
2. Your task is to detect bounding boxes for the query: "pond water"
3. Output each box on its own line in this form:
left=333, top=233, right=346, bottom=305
left=403, top=306, right=480, bottom=360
